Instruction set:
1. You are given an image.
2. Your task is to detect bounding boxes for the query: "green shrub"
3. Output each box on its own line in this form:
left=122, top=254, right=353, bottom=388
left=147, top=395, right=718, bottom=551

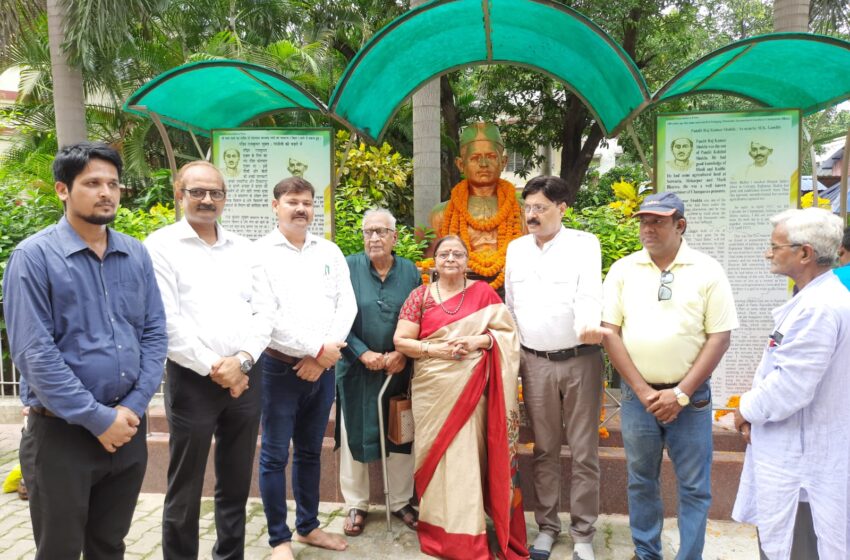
left=112, top=203, right=176, bottom=241
left=563, top=205, right=642, bottom=276
left=336, top=130, right=413, bottom=225
left=0, top=184, right=63, bottom=289
left=334, top=131, right=433, bottom=262
left=575, top=164, right=649, bottom=211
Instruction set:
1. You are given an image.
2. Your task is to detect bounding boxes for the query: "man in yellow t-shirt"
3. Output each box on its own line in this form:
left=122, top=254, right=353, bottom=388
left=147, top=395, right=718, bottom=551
left=601, top=192, right=738, bottom=560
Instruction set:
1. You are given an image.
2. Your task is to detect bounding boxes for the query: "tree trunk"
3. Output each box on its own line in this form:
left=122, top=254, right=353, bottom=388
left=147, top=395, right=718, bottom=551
left=411, top=0, right=441, bottom=228
left=440, top=74, right=461, bottom=200
left=774, top=0, right=810, bottom=32
left=558, top=96, right=604, bottom=206
left=47, top=0, right=86, bottom=147
left=557, top=7, right=641, bottom=205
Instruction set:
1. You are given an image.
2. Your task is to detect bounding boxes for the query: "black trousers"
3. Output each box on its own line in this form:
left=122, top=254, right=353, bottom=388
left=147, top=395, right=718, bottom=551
left=758, top=501, right=819, bottom=560
left=162, top=360, right=262, bottom=560
left=19, top=410, right=148, bottom=560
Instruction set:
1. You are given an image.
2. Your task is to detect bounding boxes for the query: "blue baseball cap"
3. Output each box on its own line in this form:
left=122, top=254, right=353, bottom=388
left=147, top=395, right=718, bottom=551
left=633, top=192, right=685, bottom=217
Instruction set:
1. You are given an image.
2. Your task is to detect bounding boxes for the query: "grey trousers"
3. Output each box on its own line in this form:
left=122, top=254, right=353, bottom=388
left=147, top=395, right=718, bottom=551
left=758, top=501, right=818, bottom=560
left=520, top=348, right=604, bottom=543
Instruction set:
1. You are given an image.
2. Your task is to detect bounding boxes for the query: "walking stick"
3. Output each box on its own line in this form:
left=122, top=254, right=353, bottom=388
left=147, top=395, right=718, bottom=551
left=377, top=374, right=393, bottom=531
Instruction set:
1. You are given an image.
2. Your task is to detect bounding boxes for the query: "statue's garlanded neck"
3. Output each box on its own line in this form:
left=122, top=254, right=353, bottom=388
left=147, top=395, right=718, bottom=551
left=468, top=183, right=498, bottom=197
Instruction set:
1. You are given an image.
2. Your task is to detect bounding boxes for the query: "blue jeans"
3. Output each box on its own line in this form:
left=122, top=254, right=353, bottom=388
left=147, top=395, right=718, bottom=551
left=620, top=380, right=713, bottom=560
left=259, top=355, right=335, bottom=547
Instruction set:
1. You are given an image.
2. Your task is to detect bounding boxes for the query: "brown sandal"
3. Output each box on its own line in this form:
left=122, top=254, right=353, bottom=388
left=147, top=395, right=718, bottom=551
left=392, top=504, right=418, bottom=530
left=343, top=508, right=367, bottom=537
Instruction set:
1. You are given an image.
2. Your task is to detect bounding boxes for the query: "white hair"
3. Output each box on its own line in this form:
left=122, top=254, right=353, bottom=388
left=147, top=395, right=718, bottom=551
left=362, top=207, right=397, bottom=229
left=770, top=207, right=843, bottom=267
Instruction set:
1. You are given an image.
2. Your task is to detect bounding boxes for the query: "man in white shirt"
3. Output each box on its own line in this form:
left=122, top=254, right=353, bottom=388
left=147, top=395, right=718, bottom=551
left=505, top=176, right=605, bottom=560
left=733, top=208, right=850, bottom=560
left=255, top=176, right=357, bottom=560
left=144, top=161, right=273, bottom=560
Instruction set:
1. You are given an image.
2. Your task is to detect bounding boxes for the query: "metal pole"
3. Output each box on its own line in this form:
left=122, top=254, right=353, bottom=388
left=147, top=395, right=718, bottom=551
left=840, top=126, right=850, bottom=222
left=148, top=112, right=182, bottom=221
left=376, top=374, right=393, bottom=531
left=626, top=122, right=654, bottom=185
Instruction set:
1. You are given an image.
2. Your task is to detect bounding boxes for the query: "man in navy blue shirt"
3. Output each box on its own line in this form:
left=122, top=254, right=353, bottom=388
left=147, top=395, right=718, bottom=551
left=3, top=142, right=168, bottom=559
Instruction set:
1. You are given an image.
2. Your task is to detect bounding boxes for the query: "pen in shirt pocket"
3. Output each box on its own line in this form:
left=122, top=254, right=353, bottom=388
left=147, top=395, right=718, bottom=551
left=324, top=264, right=330, bottom=276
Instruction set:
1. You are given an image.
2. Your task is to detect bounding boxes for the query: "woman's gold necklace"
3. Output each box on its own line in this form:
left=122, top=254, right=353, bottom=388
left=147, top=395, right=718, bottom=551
left=435, top=277, right=467, bottom=315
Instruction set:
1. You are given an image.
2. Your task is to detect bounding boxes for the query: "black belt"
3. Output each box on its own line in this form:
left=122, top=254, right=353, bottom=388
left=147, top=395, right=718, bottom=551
left=649, top=382, right=679, bottom=390
left=264, top=347, right=298, bottom=365
left=29, top=406, right=59, bottom=418
left=521, top=344, right=600, bottom=362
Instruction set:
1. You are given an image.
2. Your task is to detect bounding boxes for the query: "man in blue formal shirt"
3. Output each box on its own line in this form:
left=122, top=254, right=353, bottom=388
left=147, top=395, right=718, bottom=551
left=3, top=142, right=168, bottom=560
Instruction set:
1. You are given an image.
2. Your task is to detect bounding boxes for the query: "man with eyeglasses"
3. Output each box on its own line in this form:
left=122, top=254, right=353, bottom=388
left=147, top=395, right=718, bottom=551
left=504, top=175, right=605, bottom=560
left=601, top=191, right=738, bottom=560
left=144, top=160, right=274, bottom=559
left=4, top=142, right=168, bottom=558
left=732, top=208, right=850, bottom=560
left=335, top=208, right=421, bottom=537
left=255, top=176, right=356, bottom=560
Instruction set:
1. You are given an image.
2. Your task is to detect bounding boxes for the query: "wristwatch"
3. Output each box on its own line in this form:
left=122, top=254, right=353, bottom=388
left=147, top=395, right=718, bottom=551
left=238, top=352, right=254, bottom=374
left=673, top=386, right=690, bottom=407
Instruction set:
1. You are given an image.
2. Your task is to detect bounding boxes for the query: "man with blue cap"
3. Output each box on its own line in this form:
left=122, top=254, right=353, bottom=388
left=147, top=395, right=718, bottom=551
left=600, top=191, right=739, bottom=560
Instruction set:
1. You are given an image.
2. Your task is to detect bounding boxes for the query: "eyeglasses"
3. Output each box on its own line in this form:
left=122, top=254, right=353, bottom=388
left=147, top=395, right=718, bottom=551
left=182, top=188, right=226, bottom=201
left=435, top=251, right=468, bottom=261
left=523, top=203, right=554, bottom=214
left=658, top=270, right=674, bottom=301
left=362, top=227, right=395, bottom=238
left=768, top=243, right=801, bottom=253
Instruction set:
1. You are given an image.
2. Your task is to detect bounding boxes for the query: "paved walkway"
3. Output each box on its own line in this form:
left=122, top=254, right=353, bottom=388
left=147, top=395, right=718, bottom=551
left=0, top=424, right=759, bottom=559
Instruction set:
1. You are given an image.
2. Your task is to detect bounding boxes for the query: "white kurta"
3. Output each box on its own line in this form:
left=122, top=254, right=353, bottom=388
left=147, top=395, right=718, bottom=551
left=733, top=272, right=850, bottom=560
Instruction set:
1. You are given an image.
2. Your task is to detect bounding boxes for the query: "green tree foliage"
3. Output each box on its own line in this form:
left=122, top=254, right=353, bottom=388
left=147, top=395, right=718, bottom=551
left=333, top=130, right=431, bottom=261
left=112, top=203, right=175, bottom=240
left=563, top=205, right=642, bottom=277
left=577, top=163, right=649, bottom=210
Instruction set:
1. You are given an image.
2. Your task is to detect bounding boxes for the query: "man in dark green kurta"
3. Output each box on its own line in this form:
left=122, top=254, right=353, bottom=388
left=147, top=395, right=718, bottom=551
left=336, top=209, right=421, bottom=537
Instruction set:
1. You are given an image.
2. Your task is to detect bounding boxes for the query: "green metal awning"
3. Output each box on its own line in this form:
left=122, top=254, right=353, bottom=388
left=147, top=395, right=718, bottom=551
left=329, top=0, right=650, bottom=143
left=122, top=60, right=329, bottom=137
left=653, top=33, right=850, bottom=115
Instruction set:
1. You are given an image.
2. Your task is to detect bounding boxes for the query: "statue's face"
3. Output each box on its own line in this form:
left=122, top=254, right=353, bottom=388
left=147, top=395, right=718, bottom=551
left=456, top=140, right=505, bottom=189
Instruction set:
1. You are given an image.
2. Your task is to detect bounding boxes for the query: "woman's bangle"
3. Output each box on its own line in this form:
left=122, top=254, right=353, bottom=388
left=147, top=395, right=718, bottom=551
left=484, top=334, right=494, bottom=350
left=423, top=341, right=431, bottom=357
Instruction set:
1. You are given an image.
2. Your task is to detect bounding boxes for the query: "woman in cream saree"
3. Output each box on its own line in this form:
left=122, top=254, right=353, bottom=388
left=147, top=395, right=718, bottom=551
left=394, top=236, right=527, bottom=560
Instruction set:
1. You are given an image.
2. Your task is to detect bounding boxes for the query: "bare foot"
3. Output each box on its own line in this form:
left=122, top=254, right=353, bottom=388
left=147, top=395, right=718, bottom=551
left=293, top=527, right=348, bottom=551
left=270, top=542, right=295, bottom=560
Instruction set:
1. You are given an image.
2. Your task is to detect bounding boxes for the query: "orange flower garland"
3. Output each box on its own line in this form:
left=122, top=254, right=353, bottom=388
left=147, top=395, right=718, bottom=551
left=714, top=395, right=741, bottom=422
left=440, top=179, right=523, bottom=290
left=599, top=379, right=610, bottom=439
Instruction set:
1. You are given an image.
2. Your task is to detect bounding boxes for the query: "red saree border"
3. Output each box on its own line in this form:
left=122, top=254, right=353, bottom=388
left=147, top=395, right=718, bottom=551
left=418, top=520, right=490, bottom=559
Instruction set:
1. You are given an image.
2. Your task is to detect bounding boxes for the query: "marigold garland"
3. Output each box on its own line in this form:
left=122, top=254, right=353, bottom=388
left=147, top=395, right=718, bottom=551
left=599, top=380, right=610, bottom=439
left=439, top=179, right=522, bottom=290
left=714, top=395, right=741, bottom=422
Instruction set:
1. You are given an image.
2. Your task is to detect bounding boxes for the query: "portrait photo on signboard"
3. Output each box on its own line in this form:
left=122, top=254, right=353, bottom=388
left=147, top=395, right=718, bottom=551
left=730, top=136, right=787, bottom=182
left=666, top=136, right=695, bottom=173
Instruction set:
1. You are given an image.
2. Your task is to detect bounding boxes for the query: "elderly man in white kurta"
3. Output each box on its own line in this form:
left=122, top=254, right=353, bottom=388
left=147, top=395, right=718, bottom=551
left=733, top=208, right=850, bottom=560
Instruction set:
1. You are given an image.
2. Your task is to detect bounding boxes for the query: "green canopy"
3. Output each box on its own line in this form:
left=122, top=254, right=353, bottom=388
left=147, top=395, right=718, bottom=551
left=122, top=60, right=328, bottom=137
left=329, top=0, right=649, bottom=143
left=654, top=33, right=850, bottom=115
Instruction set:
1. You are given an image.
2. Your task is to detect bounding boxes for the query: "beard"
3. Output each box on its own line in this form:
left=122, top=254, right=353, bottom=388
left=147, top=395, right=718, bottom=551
left=81, top=210, right=117, bottom=225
